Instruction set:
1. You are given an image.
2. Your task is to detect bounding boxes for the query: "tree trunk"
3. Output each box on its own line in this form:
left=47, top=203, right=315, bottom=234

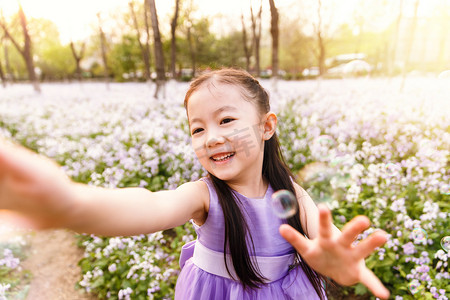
left=400, top=0, right=419, bottom=90
left=0, top=59, right=6, bottom=88
left=129, top=1, right=152, bottom=82
left=69, top=41, right=85, bottom=81
left=187, top=25, right=196, bottom=78
left=318, top=32, right=325, bottom=76
left=316, top=0, right=325, bottom=76
left=2, top=36, right=15, bottom=82
left=269, top=0, right=279, bottom=79
left=389, top=0, right=404, bottom=76
left=0, top=5, right=40, bottom=92
left=170, top=0, right=180, bottom=79
left=241, top=14, right=252, bottom=72
left=250, top=2, right=262, bottom=77
left=19, top=6, right=40, bottom=92
left=147, top=0, right=166, bottom=98
left=97, top=13, right=110, bottom=88
left=143, top=2, right=152, bottom=83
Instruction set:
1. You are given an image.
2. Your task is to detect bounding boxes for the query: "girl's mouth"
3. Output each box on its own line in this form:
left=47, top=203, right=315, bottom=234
left=210, top=152, right=235, bottom=162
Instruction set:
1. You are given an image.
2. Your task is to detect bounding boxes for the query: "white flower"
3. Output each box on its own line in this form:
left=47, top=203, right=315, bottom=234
left=108, top=263, right=117, bottom=273
left=118, top=287, right=133, bottom=300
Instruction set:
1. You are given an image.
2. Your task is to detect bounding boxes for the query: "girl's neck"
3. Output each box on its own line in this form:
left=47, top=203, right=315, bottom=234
left=225, top=176, right=268, bottom=199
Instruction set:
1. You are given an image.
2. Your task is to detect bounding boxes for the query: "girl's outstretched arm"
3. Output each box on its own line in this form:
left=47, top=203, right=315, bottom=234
left=280, top=204, right=390, bottom=299
left=0, top=139, right=208, bottom=236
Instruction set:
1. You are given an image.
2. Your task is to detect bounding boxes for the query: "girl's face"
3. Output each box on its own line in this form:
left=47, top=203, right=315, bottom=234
left=187, top=82, right=267, bottom=183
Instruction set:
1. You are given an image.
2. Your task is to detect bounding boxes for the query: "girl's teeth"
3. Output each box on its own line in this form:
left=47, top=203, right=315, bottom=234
left=212, top=153, right=233, bottom=161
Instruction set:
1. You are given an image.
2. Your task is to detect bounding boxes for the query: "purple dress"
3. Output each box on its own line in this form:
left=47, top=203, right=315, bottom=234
left=175, top=177, right=325, bottom=299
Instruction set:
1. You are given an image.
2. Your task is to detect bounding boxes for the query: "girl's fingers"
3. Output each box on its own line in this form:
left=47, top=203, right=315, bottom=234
left=0, top=141, right=60, bottom=181
left=317, top=204, right=333, bottom=239
left=279, top=224, right=310, bottom=255
left=338, top=215, right=371, bottom=246
left=0, top=141, right=36, bottom=178
left=0, top=210, right=37, bottom=230
left=359, top=267, right=390, bottom=300
left=355, top=230, right=388, bottom=259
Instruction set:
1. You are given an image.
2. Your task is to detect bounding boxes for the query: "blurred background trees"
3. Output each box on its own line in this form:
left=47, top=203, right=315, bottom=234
left=0, top=0, right=449, bottom=87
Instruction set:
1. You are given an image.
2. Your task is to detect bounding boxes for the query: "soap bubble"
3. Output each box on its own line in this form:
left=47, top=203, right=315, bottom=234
left=441, top=236, right=450, bottom=252
left=438, top=70, right=450, bottom=79
left=312, top=135, right=335, bottom=160
left=385, top=162, right=401, bottom=177
left=411, top=228, right=427, bottom=244
left=314, top=135, right=335, bottom=147
left=418, top=139, right=437, bottom=157
left=330, top=154, right=354, bottom=167
left=297, top=162, right=329, bottom=183
left=271, top=190, right=298, bottom=219
left=440, top=183, right=450, bottom=195
left=408, top=279, right=421, bottom=295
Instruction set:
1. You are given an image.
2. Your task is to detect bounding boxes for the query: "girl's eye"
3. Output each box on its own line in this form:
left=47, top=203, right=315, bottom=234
left=221, top=118, right=234, bottom=125
left=192, top=128, right=203, bottom=135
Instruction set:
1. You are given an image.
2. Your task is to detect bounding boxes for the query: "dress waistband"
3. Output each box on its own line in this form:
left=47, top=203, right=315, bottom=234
left=192, top=240, right=295, bottom=283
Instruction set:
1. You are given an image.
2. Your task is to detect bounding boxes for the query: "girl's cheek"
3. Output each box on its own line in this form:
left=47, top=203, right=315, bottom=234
left=192, top=141, right=207, bottom=160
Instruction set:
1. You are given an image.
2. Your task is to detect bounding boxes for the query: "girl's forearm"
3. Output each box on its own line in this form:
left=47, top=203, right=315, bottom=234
left=66, top=183, right=174, bottom=236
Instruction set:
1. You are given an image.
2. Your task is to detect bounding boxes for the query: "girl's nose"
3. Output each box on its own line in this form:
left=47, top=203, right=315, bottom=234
left=205, top=131, right=225, bottom=148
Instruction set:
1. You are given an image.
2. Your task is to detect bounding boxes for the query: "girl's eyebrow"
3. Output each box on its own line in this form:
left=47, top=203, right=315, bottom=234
left=190, top=105, right=237, bottom=123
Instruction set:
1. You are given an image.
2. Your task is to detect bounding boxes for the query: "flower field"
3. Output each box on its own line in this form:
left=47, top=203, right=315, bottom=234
left=0, top=77, right=449, bottom=299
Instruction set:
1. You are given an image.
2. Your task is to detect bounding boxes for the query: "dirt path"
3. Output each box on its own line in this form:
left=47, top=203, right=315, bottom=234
left=21, top=229, right=97, bottom=300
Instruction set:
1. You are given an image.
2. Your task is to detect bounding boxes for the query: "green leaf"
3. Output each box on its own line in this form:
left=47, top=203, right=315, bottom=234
left=354, top=283, right=368, bottom=295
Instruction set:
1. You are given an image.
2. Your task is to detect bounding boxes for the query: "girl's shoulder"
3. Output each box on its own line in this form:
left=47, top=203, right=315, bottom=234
left=177, top=179, right=210, bottom=224
left=177, top=179, right=209, bottom=205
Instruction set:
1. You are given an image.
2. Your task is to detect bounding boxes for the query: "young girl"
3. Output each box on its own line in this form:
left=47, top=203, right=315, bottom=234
left=0, top=69, right=390, bottom=299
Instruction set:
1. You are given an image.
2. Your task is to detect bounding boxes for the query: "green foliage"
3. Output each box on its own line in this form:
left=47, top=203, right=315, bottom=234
left=278, top=97, right=449, bottom=300
left=108, top=34, right=143, bottom=82
left=0, top=240, right=32, bottom=299
left=37, top=44, right=75, bottom=80
left=1, top=76, right=448, bottom=299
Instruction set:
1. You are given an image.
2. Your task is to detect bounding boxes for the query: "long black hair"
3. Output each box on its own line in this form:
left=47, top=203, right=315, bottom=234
left=184, top=68, right=327, bottom=298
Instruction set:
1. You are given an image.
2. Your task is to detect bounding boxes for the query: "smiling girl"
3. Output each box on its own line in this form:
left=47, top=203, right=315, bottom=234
left=0, top=69, right=389, bottom=299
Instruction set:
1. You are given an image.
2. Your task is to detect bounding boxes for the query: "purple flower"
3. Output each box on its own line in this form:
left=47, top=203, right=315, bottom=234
left=417, top=265, right=429, bottom=273
left=402, top=242, right=416, bottom=255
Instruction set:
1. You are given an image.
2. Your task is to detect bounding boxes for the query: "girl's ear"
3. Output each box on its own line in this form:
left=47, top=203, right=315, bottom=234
left=262, top=111, right=277, bottom=140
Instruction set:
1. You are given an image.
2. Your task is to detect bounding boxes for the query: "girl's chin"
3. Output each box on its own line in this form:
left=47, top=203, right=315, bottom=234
left=207, top=169, right=236, bottom=181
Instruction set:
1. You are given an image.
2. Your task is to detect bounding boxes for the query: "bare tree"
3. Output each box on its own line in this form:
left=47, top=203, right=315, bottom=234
left=69, top=41, right=85, bottom=81
left=170, top=0, right=180, bottom=79
left=97, top=13, right=110, bottom=88
left=147, top=0, right=166, bottom=98
left=0, top=5, right=40, bottom=92
left=2, top=34, right=15, bottom=82
left=400, top=0, right=420, bottom=90
left=315, top=0, right=326, bottom=76
left=129, top=0, right=152, bottom=82
left=241, top=13, right=253, bottom=72
left=269, top=0, right=279, bottom=80
left=250, top=1, right=262, bottom=77
left=0, top=30, right=6, bottom=87
left=183, top=0, right=197, bottom=78
left=187, top=24, right=196, bottom=78
left=436, top=2, right=450, bottom=68
left=388, top=0, right=404, bottom=76
left=0, top=56, right=5, bottom=88
left=352, top=11, right=364, bottom=54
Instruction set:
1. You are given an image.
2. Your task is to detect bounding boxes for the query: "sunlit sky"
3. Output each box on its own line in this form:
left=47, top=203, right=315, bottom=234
left=1, top=0, right=294, bottom=43
left=0, top=0, right=445, bottom=44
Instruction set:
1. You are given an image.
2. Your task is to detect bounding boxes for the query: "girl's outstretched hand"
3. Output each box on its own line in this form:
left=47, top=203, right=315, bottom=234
left=0, top=139, right=75, bottom=229
left=280, top=204, right=390, bottom=300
